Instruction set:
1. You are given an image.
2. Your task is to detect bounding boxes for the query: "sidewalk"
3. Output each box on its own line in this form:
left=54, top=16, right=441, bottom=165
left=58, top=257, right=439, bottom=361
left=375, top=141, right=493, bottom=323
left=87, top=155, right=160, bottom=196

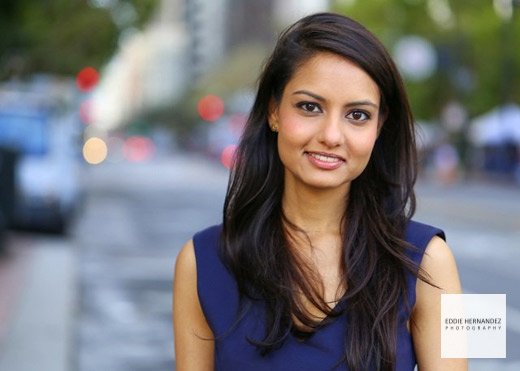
left=0, top=233, right=77, bottom=371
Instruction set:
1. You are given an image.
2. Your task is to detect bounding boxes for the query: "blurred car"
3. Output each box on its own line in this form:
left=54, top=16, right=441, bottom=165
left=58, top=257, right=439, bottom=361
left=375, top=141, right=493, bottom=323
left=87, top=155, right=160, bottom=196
left=0, top=146, right=18, bottom=250
left=0, top=84, right=83, bottom=233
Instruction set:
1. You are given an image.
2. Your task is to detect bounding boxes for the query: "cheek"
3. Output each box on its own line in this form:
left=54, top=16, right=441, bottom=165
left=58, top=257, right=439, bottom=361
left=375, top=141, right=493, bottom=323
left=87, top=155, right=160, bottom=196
left=349, top=128, right=379, bottom=157
left=279, top=111, right=307, bottom=136
left=278, top=114, right=311, bottom=147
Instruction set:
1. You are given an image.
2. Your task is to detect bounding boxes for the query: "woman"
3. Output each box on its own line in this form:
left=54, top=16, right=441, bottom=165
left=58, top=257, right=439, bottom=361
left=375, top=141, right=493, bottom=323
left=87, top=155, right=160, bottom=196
left=174, top=12, right=466, bottom=371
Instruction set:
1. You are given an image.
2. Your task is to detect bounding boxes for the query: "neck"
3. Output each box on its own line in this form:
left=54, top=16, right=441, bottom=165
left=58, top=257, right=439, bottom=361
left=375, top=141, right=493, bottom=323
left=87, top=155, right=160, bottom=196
left=282, top=182, right=349, bottom=235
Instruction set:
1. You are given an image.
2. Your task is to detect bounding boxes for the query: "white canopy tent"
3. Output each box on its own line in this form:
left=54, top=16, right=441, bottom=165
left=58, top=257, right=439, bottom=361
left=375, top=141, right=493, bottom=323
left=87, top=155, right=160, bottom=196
left=470, top=104, right=520, bottom=146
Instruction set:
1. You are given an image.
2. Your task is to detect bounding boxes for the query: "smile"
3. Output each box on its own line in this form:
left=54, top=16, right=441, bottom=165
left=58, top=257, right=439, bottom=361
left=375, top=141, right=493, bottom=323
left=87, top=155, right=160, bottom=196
left=305, top=151, right=345, bottom=170
left=306, top=152, right=345, bottom=163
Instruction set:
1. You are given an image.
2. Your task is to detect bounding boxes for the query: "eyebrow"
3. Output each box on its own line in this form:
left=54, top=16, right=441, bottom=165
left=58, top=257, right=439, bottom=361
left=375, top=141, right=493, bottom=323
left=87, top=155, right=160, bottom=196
left=292, top=90, right=379, bottom=109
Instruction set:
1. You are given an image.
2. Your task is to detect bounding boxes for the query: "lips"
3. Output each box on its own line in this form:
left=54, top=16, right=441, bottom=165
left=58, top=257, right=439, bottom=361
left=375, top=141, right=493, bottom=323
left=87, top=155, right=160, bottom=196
left=305, top=151, right=345, bottom=163
left=305, top=151, right=345, bottom=170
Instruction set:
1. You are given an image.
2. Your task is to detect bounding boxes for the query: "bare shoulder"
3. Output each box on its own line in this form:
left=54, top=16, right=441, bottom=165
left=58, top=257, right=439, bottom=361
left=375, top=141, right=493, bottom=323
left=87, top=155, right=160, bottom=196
left=420, top=236, right=461, bottom=292
left=411, top=235, right=467, bottom=370
left=175, top=239, right=196, bottom=279
left=173, top=239, right=214, bottom=370
left=423, top=235, right=456, bottom=268
left=414, top=236, right=462, bottom=311
left=173, top=239, right=199, bottom=309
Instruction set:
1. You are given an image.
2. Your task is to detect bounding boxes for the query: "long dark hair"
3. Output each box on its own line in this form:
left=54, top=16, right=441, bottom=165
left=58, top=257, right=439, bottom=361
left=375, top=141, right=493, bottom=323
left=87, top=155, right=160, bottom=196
left=221, top=12, right=423, bottom=370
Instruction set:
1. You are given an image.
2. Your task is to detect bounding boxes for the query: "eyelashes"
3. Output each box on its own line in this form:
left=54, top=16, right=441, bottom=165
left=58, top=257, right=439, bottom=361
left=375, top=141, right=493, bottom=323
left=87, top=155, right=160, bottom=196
left=346, top=110, right=370, bottom=121
left=295, top=101, right=372, bottom=122
left=296, top=101, right=321, bottom=113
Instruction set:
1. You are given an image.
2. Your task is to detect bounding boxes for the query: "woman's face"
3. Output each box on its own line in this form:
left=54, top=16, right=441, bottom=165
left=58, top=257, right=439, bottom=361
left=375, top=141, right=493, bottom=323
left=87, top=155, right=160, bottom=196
left=269, top=52, right=381, bottom=195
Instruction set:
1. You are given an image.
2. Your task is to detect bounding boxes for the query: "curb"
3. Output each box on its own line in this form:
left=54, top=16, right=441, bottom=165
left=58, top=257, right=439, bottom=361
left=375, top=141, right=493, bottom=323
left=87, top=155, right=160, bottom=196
left=0, top=235, right=76, bottom=371
left=0, top=235, right=32, bottom=349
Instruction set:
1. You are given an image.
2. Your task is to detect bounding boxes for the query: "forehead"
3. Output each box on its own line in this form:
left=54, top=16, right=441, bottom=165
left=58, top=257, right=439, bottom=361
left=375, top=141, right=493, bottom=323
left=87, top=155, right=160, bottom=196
left=284, top=52, right=380, bottom=102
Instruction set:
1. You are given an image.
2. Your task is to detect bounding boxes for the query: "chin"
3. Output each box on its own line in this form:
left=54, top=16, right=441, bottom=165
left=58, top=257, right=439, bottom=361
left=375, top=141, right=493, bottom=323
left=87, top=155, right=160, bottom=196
left=302, top=178, right=351, bottom=192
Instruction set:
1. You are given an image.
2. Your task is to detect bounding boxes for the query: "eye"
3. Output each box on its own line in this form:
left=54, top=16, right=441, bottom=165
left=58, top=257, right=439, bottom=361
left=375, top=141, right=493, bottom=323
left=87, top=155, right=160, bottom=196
left=297, top=102, right=322, bottom=113
left=346, top=110, right=370, bottom=122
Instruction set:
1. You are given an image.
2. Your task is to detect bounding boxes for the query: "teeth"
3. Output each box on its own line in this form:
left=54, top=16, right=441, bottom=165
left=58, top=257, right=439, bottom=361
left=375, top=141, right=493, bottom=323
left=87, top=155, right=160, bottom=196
left=309, top=153, right=341, bottom=163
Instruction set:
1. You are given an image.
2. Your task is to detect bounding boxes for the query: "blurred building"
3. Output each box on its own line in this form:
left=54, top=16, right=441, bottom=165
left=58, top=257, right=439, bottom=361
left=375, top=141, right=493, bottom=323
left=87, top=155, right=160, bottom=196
left=273, top=0, right=331, bottom=26
left=185, top=0, right=330, bottom=79
left=225, top=0, right=331, bottom=48
left=142, top=0, right=189, bottom=110
left=90, top=0, right=331, bottom=132
left=226, top=0, right=276, bottom=49
left=91, top=0, right=189, bottom=131
left=185, top=0, right=228, bottom=80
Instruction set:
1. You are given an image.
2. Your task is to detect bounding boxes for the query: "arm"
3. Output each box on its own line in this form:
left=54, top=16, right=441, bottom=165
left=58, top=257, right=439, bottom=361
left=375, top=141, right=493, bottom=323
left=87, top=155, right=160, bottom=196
left=173, top=240, right=215, bottom=371
left=411, top=236, right=467, bottom=371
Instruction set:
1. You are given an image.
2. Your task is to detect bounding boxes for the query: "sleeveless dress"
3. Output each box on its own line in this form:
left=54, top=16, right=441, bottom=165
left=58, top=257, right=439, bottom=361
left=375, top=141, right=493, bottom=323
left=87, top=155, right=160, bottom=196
left=192, top=220, right=445, bottom=370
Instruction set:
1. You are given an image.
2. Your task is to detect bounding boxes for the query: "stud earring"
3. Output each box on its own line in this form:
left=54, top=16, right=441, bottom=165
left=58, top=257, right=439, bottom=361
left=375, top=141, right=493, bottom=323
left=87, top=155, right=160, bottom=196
left=270, top=122, right=279, bottom=132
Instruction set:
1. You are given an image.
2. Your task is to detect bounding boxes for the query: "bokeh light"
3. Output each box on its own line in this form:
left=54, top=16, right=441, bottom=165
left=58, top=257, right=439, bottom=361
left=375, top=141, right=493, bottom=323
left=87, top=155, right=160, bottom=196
left=220, top=144, right=237, bottom=169
left=228, top=113, right=247, bottom=136
left=76, top=67, right=100, bottom=92
left=123, top=136, right=155, bottom=162
left=79, top=99, right=93, bottom=125
left=83, top=137, right=108, bottom=165
left=197, top=94, right=225, bottom=122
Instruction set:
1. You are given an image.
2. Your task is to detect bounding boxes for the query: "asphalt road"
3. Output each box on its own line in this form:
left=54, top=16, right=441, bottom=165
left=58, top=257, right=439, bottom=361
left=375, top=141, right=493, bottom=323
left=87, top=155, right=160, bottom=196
left=73, top=154, right=227, bottom=371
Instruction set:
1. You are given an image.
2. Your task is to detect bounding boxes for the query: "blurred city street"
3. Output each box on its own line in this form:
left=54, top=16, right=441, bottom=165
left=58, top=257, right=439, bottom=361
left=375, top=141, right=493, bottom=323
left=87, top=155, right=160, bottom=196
left=72, top=153, right=227, bottom=371
left=1, top=1, right=519, bottom=370
left=0, top=152, right=518, bottom=370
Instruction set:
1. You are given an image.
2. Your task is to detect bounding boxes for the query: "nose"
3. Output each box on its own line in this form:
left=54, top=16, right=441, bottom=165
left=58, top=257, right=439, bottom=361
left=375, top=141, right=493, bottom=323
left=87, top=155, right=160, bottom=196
left=317, top=114, right=343, bottom=148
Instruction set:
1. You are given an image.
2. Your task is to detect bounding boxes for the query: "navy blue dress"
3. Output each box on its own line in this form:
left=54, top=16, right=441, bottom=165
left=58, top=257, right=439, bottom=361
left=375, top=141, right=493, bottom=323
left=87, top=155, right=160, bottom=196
left=192, top=221, right=445, bottom=370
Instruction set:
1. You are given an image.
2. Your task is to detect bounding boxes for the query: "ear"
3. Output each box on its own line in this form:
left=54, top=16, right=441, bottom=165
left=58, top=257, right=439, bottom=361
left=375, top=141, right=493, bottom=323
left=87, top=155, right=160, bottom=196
left=268, top=99, right=279, bottom=132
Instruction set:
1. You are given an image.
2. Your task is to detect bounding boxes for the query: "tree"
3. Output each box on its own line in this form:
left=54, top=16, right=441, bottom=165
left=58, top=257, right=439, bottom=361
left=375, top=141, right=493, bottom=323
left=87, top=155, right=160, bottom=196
left=0, top=0, right=156, bottom=80
left=332, top=0, right=520, bottom=120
